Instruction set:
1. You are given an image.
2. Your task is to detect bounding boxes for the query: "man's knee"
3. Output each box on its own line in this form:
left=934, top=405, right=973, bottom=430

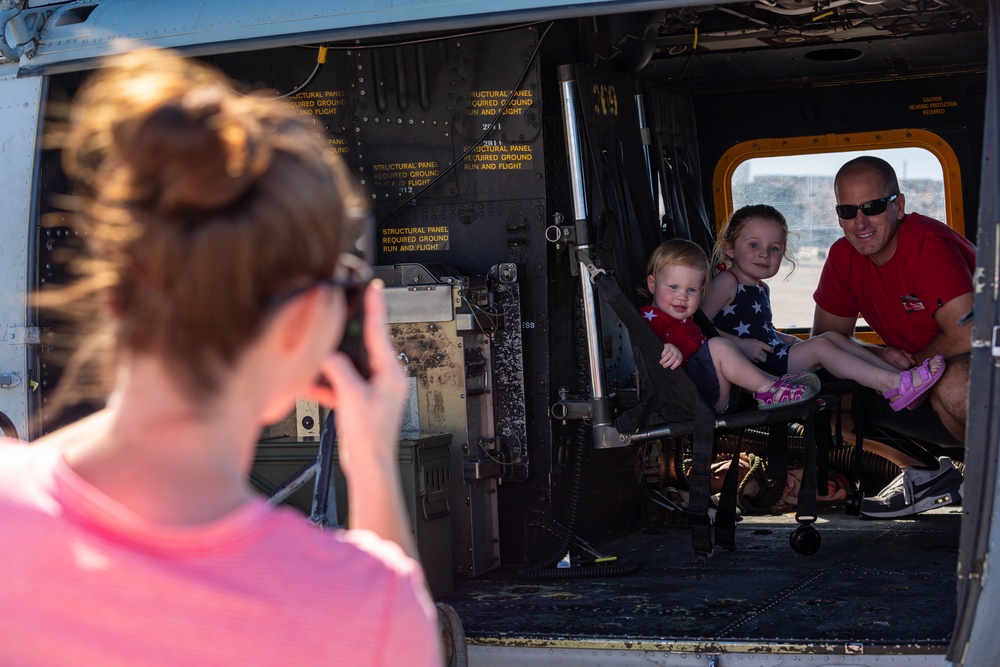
left=931, top=353, right=969, bottom=417
left=924, top=354, right=969, bottom=442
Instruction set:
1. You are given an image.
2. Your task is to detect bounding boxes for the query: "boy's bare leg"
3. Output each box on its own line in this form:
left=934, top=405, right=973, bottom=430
left=706, top=337, right=775, bottom=402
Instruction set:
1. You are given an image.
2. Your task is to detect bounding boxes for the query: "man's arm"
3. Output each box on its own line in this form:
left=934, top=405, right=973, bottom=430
left=918, top=291, right=974, bottom=361
left=811, top=304, right=857, bottom=339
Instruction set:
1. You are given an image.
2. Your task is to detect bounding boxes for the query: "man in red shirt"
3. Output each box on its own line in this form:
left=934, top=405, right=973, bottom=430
left=812, top=156, right=975, bottom=518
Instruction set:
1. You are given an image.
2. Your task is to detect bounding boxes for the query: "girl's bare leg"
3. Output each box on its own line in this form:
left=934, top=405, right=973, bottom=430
left=788, top=333, right=942, bottom=395
left=815, top=332, right=898, bottom=370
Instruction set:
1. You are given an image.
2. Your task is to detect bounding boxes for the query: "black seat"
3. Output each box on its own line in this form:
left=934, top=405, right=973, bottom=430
left=589, top=269, right=851, bottom=556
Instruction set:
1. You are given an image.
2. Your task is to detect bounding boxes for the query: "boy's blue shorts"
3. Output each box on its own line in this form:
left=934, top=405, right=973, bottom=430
left=686, top=342, right=737, bottom=414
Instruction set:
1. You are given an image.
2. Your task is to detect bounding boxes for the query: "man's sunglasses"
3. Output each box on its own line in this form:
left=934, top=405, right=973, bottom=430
left=268, top=252, right=372, bottom=316
left=835, top=193, right=899, bottom=220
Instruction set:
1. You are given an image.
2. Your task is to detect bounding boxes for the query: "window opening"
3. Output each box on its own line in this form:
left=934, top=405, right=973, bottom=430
left=716, top=132, right=960, bottom=332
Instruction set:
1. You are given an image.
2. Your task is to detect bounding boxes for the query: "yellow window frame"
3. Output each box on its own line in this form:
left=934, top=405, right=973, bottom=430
left=712, top=128, right=964, bottom=235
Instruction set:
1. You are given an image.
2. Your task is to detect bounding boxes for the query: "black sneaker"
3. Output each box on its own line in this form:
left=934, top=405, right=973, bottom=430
left=860, top=456, right=962, bottom=518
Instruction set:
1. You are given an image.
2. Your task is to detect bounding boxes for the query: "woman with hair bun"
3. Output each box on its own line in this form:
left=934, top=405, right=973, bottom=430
left=0, top=51, right=441, bottom=665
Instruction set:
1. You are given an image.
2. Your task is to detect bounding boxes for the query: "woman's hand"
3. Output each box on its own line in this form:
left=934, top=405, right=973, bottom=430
left=303, top=279, right=417, bottom=558
left=306, top=279, right=407, bottom=469
left=660, top=343, right=683, bottom=370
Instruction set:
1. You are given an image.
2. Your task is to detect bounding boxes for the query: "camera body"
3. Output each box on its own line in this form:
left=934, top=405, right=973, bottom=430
left=338, top=213, right=375, bottom=378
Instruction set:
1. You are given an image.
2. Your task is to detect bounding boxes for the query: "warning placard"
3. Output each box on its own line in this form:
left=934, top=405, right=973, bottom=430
left=283, top=89, right=347, bottom=117
left=371, top=161, right=442, bottom=190
left=381, top=225, right=450, bottom=253
left=909, top=95, right=958, bottom=116
left=462, top=142, right=534, bottom=171
left=466, top=89, right=534, bottom=117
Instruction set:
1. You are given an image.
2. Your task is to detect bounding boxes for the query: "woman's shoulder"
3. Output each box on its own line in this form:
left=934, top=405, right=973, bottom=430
left=268, top=508, right=422, bottom=579
left=0, top=439, right=58, bottom=495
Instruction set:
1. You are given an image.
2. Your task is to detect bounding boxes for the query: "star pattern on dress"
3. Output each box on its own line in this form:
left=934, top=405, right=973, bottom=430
left=711, top=277, right=795, bottom=372
left=643, top=310, right=657, bottom=321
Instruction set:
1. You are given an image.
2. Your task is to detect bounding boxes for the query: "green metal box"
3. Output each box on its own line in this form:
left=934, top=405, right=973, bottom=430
left=252, top=433, right=454, bottom=599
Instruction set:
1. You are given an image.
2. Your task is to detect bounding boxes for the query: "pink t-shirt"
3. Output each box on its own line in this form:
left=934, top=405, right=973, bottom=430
left=0, top=440, right=442, bottom=666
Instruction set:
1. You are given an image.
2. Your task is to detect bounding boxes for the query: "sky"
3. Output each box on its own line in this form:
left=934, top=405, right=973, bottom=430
left=742, top=147, right=944, bottom=182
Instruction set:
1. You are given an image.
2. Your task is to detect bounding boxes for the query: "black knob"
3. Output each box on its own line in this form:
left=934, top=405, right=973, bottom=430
left=789, top=524, right=821, bottom=555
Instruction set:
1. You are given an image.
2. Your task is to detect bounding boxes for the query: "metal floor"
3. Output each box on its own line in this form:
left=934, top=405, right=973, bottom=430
left=441, top=506, right=961, bottom=650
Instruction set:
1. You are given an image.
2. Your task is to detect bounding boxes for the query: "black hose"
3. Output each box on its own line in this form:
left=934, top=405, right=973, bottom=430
left=514, top=420, right=586, bottom=575
left=517, top=556, right=639, bottom=581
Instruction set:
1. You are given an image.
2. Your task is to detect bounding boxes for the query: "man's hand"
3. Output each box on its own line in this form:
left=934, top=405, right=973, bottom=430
left=881, top=346, right=916, bottom=370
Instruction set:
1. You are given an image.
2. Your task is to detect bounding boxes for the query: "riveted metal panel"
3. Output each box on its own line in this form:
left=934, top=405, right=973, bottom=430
left=0, top=66, right=43, bottom=440
left=16, top=0, right=696, bottom=75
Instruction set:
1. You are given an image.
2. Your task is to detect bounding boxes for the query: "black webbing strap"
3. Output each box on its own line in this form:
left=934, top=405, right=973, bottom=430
left=850, top=390, right=868, bottom=492
left=796, top=414, right=819, bottom=521
left=816, top=408, right=833, bottom=492
left=715, top=447, right=740, bottom=551
left=591, top=272, right=696, bottom=427
left=687, top=397, right=716, bottom=557
left=607, top=148, right=650, bottom=288
left=766, top=424, right=788, bottom=482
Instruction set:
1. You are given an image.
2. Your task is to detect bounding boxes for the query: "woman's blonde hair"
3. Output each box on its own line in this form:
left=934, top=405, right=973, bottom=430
left=641, top=239, right=711, bottom=298
left=40, top=50, right=366, bottom=406
left=711, top=204, right=797, bottom=275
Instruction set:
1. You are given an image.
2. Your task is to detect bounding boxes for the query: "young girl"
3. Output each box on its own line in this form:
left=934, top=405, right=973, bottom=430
left=643, top=239, right=822, bottom=412
left=703, top=204, right=944, bottom=412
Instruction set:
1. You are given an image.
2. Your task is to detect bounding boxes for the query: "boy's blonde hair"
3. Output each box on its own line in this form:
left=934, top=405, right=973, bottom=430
left=712, top=204, right=797, bottom=275
left=643, top=239, right=711, bottom=297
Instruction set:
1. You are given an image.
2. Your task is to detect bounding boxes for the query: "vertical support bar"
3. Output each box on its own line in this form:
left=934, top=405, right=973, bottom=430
left=311, top=412, right=342, bottom=528
left=559, top=66, right=589, bottom=226
left=558, top=66, right=610, bottom=425
left=635, top=92, right=657, bottom=206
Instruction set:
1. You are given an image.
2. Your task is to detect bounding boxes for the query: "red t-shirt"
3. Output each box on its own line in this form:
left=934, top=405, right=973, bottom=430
left=813, top=212, right=976, bottom=353
left=641, top=305, right=706, bottom=363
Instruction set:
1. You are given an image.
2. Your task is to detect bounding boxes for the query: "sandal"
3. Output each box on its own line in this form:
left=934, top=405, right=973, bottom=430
left=786, top=371, right=822, bottom=393
left=884, top=355, right=946, bottom=412
left=754, top=372, right=821, bottom=410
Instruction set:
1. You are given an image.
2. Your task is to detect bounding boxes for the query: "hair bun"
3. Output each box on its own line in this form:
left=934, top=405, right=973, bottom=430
left=111, top=87, right=270, bottom=215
